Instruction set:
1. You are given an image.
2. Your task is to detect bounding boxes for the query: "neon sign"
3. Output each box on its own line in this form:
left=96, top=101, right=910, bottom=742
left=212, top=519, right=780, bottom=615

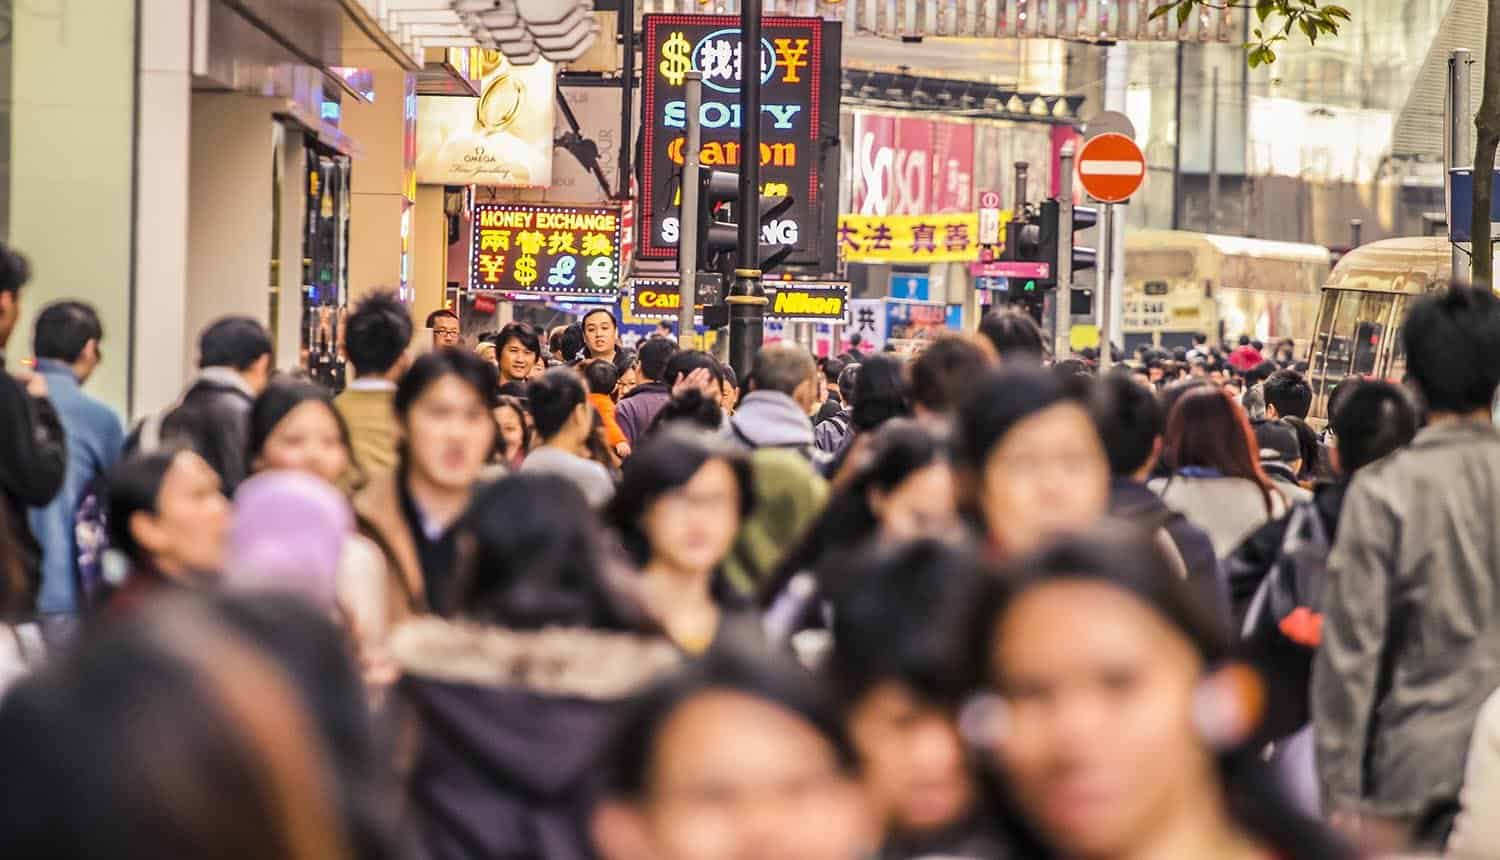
left=640, top=15, right=841, bottom=270
left=468, top=203, right=622, bottom=300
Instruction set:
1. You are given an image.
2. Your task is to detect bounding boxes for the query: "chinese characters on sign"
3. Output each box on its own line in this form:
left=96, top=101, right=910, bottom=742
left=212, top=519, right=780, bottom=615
left=468, top=204, right=622, bottom=299
left=641, top=15, right=841, bottom=268
left=836, top=213, right=981, bottom=263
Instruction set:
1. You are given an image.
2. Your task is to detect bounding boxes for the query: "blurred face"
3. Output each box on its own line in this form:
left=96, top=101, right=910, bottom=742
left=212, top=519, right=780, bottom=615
left=978, top=403, right=1109, bottom=558
left=632, top=691, right=872, bottom=860
left=402, top=375, right=496, bottom=492
left=848, top=682, right=973, bottom=837
left=133, top=451, right=229, bottom=578
left=618, top=365, right=640, bottom=394
left=641, top=459, right=741, bottom=577
left=584, top=313, right=618, bottom=357
left=494, top=404, right=526, bottom=459
left=0, top=291, right=17, bottom=346
left=499, top=337, right=538, bottom=382
left=432, top=315, right=461, bottom=350
left=721, top=380, right=740, bottom=413
left=869, top=462, right=959, bottom=543
left=254, top=401, right=349, bottom=486
left=990, top=581, right=1217, bottom=859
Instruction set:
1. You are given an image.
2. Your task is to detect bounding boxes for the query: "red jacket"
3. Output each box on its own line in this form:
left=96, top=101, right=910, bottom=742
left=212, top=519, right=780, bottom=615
left=1229, top=345, right=1265, bottom=371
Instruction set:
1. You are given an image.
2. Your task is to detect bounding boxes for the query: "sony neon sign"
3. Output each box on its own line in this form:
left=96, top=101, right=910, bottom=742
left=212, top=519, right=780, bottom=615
left=640, top=14, right=841, bottom=269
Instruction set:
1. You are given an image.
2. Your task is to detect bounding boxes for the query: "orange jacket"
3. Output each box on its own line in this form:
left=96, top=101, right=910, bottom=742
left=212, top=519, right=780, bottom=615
left=589, top=393, right=628, bottom=448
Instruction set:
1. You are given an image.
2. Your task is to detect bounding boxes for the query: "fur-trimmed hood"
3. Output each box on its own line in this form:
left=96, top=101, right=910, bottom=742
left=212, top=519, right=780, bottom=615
left=390, top=616, right=680, bottom=700
left=393, top=618, right=681, bottom=859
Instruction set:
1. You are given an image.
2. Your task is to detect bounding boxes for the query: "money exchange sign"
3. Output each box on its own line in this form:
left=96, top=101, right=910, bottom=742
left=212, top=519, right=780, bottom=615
left=468, top=203, right=622, bottom=299
left=641, top=15, right=841, bottom=269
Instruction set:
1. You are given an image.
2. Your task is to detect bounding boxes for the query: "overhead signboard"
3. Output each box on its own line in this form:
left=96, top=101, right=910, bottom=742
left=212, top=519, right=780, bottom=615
left=468, top=203, right=622, bottom=299
left=626, top=278, right=848, bottom=322
left=416, top=55, right=556, bottom=186
left=851, top=112, right=975, bottom=216
left=837, top=213, right=981, bottom=263
left=1077, top=132, right=1146, bottom=204
left=640, top=14, right=842, bottom=269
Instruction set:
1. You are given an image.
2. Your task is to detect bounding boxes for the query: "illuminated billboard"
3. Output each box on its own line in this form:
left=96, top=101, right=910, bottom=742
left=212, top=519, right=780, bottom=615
left=417, top=54, right=556, bottom=187
left=468, top=203, right=622, bottom=300
left=640, top=14, right=841, bottom=270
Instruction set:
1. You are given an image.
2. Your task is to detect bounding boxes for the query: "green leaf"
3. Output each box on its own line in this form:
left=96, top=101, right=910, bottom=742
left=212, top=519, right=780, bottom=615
left=1177, top=1, right=1192, bottom=27
left=1298, top=17, right=1316, bottom=42
left=1149, top=2, right=1176, bottom=21
left=1325, top=5, right=1352, bottom=21
left=1248, top=47, right=1265, bottom=68
left=1263, top=46, right=1277, bottom=64
left=1256, top=0, right=1274, bottom=22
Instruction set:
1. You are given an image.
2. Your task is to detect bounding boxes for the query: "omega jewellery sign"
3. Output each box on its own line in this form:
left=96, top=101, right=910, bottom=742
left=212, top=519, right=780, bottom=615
left=640, top=15, right=842, bottom=268
left=468, top=203, right=622, bottom=300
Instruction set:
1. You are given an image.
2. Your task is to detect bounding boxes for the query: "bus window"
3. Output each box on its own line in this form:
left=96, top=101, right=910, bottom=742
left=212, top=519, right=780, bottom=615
left=1350, top=321, right=1384, bottom=376
left=1386, top=296, right=1409, bottom=383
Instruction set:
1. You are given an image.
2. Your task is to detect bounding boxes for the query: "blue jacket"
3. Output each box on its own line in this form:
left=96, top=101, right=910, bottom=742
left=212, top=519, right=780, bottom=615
left=28, top=360, right=124, bottom=615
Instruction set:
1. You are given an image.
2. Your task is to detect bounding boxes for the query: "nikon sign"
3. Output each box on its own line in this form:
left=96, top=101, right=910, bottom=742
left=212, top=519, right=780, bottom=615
left=767, top=282, right=848, bottom=322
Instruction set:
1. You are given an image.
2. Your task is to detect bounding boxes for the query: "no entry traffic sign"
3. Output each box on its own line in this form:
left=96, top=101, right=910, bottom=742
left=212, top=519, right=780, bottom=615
left=1077, top=133, right=1146, bottom=203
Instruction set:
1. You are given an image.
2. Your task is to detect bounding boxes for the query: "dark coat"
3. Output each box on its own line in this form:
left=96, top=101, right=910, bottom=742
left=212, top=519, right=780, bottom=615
left=391, top=618, right=680, bottom=860
left=0, top=359, right=67, bottom=605
left=160, top=373, right=255, bottom=495
left=1109, top=477, right=1228, bottom=622
left=613, top=382, right=671, bottom=445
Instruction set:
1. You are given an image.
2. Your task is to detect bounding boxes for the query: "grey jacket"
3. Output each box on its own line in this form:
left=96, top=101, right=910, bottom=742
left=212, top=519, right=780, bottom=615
left=727, top=391, right=816, bottom=453
left=1313, top=420, right=1500, bottom=819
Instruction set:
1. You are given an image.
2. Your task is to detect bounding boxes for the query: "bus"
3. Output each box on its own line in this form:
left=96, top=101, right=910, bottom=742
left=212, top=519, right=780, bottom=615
left=1305, top=236, right=1450, bottom=421
left=1123, top=230, right=1331, bottom=354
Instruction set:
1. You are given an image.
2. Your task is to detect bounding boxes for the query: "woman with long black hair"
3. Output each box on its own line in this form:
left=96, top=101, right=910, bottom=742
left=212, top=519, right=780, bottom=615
left=604, top=426, right=760, bottom=656
left=962, top=525, right=1355, bottom=860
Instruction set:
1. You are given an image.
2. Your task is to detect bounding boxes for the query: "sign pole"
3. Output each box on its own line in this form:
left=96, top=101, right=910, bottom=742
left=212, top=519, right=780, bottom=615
left=678, top=72, right=703, bottom=349
left=1449, top=49, right=1473, bottom=284
left=1098, top=203, right=1116, bottom=372
left=728, top=0, right=767, bottom=379
left=1055, top=141, right=1076, bottom=361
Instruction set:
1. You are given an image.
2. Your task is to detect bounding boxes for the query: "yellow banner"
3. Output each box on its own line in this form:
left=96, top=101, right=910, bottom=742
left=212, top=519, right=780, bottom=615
left=837, top=213, right=986, bottom=263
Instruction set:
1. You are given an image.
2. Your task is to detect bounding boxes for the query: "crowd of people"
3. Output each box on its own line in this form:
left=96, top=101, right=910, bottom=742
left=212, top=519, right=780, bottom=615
left=3, top=233, right=1500, bottom=858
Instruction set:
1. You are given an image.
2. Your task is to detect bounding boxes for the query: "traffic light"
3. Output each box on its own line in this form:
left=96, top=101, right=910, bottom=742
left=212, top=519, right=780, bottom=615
left=696, top=166, right=740, bottom=273
left=757, top=193, right=795, bottom=273
left=1038, top=200, right=1099, bottom=289
left=1002, top=207, right=1043, bottom=264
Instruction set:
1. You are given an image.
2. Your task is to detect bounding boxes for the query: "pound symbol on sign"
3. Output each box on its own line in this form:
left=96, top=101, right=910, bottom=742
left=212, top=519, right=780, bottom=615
left=547, top=256, right=578, bottom=287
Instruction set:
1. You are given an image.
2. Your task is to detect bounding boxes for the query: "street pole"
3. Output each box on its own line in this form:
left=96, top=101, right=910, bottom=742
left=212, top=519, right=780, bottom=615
left=1099, top=203, right=1116, bottom=372
left=616, top=0, right=634, bottom=200
left=1208, top=66, right=1219, bottom=234
left=727, top=0, right=766, bottom=381
left=678, top=72, right=703, bottom=349
left=1055, top=141, right=1076, bottom=361
left=1450, top=49, right=1473, bottom=283
left=1013, top=161, right=1030, bottom=219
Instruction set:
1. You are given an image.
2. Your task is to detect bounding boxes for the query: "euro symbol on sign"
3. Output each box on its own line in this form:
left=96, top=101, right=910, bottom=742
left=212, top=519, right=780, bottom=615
left=660, top=32, right=691, bottom=87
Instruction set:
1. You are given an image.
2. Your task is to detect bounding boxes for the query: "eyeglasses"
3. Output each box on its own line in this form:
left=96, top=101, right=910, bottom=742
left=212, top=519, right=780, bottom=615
left=434, top=327, right=461, bottom=337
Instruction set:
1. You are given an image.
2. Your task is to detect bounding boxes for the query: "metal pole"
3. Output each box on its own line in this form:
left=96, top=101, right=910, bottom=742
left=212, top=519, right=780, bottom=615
left=1450, top=49, right=1473, bottom=283
left=1208, top=66, right=1219, bottom=234
left=678, top=73, right=703, bottom=349
left=1099, top=203, right=1116, bottom=372
left=728, top=0, right=766, bottom=381
left=1055, top=141, right=1076, bottom=361
left=1350, top=218, right=1363, bottom=248
left=615, top=0, right=635, bottom=200
left=1013, top=161, right=1030, bottom=218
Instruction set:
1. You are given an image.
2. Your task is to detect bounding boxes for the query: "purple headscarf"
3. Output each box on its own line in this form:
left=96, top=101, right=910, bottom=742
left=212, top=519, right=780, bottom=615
left=225, top=471, right=352, bottom=608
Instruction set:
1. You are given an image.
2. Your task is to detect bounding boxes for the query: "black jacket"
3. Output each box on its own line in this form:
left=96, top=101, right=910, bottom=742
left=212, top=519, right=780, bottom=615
left=0, top=358, right=67, bottom=606
left=1108, top=478, right=1229, bottom=622
left=159, top=372, right=255, bottom=495
left=1225, top=481, right=1345, bottom=627
left=391, top=618, right=680, bottom=860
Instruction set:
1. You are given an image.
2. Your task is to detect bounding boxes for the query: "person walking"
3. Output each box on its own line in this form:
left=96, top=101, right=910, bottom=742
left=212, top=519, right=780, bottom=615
left=26, top=301, right=122, bottom=638
left=335, top=290, right=412, bottom=476
left=426, top=308, right=461, bottom=350
left=0, top=247, right=67, bottom=609
left=144, top=316, right=273, bottom=495
left=614, top=337, right=678, bottom=446
left=579, top=308, right=620, bottom=364
left=1314, top=286, right=1500, bottom=853
left=1150, top=386, right=1287, bottom=557
left=521, top=367, right=615, bottom=508
left=727, top=343, right=821, bottom=458
left=494, top=320, right=541, bottom=386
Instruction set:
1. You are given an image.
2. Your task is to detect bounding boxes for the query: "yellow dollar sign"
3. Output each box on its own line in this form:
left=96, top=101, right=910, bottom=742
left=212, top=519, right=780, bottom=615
left=514, top=255, right=538, bottom=287
left=659, top=32, right=691, bottom=86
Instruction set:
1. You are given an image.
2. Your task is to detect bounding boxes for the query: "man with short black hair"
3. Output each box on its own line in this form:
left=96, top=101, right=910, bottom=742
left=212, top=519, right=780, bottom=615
left=1089, top=373, right=1224, bottom=619
left=147, top=316, right=272, bottom=495
left=978, top=308, right=1045, bottom=364
left=427, top=308, right=461, bottom=350
left=1315, top=287, right=1500, bottom=850
left=494, top=321, right=541, bottom=385
left=1263, top=368, right=1313, bottom=420
left=1254, top=419, right=1311, bottom=502
left=336, top=290, right=414, bottom=474
left=613, top=336, right=678, bottom=445
left=0, top=246, right=67, bottom=612
left=27, top=301, right=123, bottom=635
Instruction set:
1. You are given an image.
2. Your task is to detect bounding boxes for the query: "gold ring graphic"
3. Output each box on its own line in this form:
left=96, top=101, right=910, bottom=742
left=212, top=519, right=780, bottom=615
left=477, top=72, right=525, bottom=131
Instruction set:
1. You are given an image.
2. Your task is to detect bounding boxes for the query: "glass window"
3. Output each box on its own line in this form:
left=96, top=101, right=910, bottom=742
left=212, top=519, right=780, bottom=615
left=1308, top=290, right=1342, bottom=413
